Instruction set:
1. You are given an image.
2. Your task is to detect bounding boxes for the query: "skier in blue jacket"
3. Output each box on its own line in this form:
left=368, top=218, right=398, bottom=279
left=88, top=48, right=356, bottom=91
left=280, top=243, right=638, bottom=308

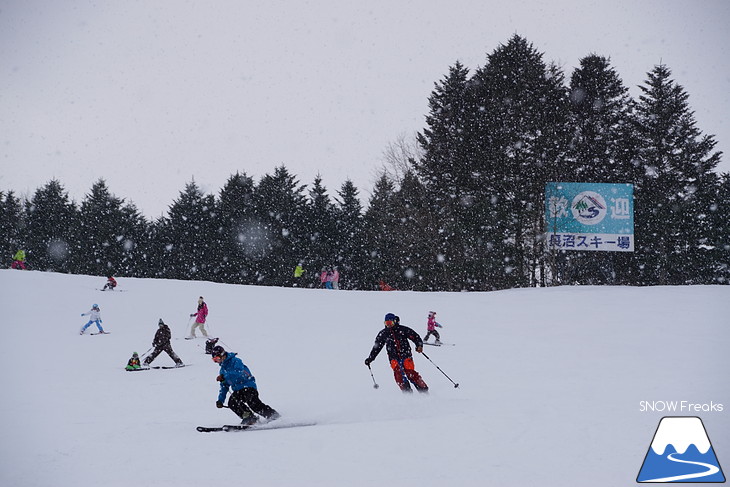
left=212, top=345, right=279, bottom=425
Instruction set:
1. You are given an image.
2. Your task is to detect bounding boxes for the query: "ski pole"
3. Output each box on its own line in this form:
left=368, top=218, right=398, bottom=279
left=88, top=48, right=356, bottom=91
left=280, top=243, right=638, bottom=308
left=367, top=364, right=379, bottom=389
left=184, top=315, right=193, bottom=336
left=421, top=351, right=459, bottom=388
left=139, top=347, right=153, bottom=360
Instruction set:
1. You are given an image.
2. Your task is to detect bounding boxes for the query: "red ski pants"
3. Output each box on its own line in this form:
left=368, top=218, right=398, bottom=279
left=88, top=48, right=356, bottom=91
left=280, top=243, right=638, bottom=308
left=390, top=357, right=428, bottom=392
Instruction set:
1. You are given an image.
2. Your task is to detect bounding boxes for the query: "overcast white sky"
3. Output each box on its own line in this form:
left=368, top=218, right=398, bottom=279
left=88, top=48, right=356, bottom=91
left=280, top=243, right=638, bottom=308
left=1, top=0, right=729, bottom=218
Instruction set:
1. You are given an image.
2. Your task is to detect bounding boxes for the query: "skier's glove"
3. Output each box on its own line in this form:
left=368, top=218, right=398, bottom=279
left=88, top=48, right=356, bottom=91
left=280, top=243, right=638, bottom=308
left=416, top=346, right=423, bottom=353
left=216, top=401, right=224, bottom=408
left=364, top=358, right=372, bottom=366
left=190, top=314, right=196, bottom=317
left=216, top=374, right=225, bottom=382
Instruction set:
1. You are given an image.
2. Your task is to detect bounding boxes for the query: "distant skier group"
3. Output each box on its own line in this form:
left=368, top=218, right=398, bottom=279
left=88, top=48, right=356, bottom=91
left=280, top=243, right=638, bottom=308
left=291, top=263, right=341, bottom=289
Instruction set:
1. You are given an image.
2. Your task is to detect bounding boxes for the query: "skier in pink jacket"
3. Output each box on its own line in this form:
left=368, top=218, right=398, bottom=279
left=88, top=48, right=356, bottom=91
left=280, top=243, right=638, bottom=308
left=187, top=296, right=209, bottom=339
left=423, top=311, right=443, bottom=344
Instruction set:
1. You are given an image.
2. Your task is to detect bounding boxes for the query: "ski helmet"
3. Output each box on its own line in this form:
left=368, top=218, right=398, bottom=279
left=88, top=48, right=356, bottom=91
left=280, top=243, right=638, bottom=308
left=384, top=313, right=396, bottom=322
left=211, top=345, right=226, bottom=358
left=92, top=304, right=99, bottom=308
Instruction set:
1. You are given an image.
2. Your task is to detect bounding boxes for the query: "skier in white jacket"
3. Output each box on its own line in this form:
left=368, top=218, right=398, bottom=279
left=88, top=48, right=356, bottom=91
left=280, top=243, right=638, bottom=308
left=80, top=304, right=106, bottom=334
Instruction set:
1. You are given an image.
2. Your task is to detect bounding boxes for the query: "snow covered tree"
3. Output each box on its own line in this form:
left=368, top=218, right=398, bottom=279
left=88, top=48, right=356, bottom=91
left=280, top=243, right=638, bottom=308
left=303, top=175, right=338, bottom=285
left=631, top=64, right=722, bottom=284
left=78, top=179, right=145, bottom=278
left=334, top=179, right=366, bottom=290
left=252, top=166, right=308, bottom=286
left=414, top=60, right=480, bottom=290
left=214, top=172, right=258, bottom=284
left=24, top=180, right=80, bottom=273
left=154, top=180, right=217, bottom=280
left=415, top=35, right=571, bottom=290
left=472, top=35, right=572, bottom=288
left=708, top=173, right=730, bottom=283
left=0, top=191, right=24, bottom=264
left=556, top=55, right=640, bottom=285
left=362, top=175, right=401, bottom=289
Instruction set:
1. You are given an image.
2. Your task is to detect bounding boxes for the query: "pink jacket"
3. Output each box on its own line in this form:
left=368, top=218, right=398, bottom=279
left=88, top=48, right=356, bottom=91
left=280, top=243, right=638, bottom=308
left=194, top=302, right=209, bottom=324
left=427, top=316, right=442, bottom=332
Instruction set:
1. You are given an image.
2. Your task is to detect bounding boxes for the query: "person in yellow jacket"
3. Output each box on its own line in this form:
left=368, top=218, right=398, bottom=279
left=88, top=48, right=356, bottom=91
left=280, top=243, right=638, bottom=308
left=293, top=263, right=306, bottom=287
left=11, top=249, right=27, bottom=270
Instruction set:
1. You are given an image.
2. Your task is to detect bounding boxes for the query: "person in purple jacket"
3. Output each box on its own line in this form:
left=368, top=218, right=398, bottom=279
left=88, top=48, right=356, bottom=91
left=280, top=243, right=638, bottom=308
left=212, top=346, right=280, bottom=425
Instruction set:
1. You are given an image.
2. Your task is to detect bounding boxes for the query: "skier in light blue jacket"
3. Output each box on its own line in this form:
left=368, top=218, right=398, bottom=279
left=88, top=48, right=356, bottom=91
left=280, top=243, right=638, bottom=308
left=80, top=304, right=106, bottom=334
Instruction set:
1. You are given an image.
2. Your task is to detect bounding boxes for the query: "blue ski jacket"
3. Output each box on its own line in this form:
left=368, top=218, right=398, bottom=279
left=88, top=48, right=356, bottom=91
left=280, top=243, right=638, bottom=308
left=217, top=352, right=257, bottom=403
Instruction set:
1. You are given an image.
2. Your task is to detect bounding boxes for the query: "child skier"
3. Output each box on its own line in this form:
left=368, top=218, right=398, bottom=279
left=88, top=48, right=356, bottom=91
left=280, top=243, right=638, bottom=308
left=126, top=352, right=142, bottom=370
left=102, top=276, right=117, bottom=291
left=423, top=311, right=443, bottom=344
left=80, top=304, right=106, bottom=334
left=205, top=337, right=219, bottom=355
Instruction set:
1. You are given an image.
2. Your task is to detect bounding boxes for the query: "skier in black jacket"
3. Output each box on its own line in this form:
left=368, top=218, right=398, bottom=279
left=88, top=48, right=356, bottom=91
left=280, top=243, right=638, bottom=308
left=365, top=313, right=428, bottom=392
left=143, top=319, right=184, bottom=367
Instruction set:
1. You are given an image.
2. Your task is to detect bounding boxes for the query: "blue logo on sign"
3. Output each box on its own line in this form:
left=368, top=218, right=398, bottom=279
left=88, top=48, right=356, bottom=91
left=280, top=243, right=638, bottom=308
left=637, top=417, right=725, bottom=483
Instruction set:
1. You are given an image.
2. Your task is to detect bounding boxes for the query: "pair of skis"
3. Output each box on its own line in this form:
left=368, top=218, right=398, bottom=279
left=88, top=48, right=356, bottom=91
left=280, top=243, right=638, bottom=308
left=126, top=364, right=190, bottom=371
left=423, top=341, right=455, bottom=347
left=197, top=421, right=316, bottom=433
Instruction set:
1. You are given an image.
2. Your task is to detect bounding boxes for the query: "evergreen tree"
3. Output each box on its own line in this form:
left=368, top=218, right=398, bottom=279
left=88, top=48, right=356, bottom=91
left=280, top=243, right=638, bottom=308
left=709, top=173, right=730, bottom=284
left=156, top=180, right=217, bottom=281
left=215, top=172, right=258, bottom=283
left=334, top=179, right=366, bottom=290
left=252, top=166, right=308, bottom=286
left=632, top=64, right=722, bottom=284
left=473, top=35, right=571, bottom=289
left=117, top=202, right=149, bottom=277
left=362, top=175, right=401, bottom=289
left=24, top=180, right=79, bottom=273
left=414, top=61, right=483, bottom=290
left=391, top=170, right=443, bottom=290
left=78, top=179, right=134, bottom=277
left=557, top=55, right=640, bottom=285
left=0, top=191, right=24, bottom=264
left=304, top=175, right=338, bottom=284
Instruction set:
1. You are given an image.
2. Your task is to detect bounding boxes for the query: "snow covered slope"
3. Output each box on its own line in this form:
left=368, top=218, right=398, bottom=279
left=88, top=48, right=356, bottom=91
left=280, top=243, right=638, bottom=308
left=0, top=270, right=728, bottom=486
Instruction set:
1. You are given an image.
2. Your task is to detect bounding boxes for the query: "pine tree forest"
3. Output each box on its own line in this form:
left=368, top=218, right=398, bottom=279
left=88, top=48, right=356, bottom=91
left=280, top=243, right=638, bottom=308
left=2, top=36, right=728, bottom=290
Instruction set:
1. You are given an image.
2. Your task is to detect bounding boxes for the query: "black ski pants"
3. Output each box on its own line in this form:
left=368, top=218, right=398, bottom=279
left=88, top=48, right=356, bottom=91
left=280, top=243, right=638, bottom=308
left=228, top=387, right=278, bottom=420
left=144, top=344, right=182, bottom=366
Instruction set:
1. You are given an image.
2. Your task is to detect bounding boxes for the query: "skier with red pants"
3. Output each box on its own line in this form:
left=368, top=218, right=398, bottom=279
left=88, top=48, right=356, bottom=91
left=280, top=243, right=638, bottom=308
left=365, top=313, right=428, bottom=393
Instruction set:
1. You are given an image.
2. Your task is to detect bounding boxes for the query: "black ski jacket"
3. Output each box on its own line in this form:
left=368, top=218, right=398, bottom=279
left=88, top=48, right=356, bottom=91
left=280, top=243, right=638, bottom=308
left=152, top=324, right=172, bottom=347
left=367, top=324, right=423, bottom=362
